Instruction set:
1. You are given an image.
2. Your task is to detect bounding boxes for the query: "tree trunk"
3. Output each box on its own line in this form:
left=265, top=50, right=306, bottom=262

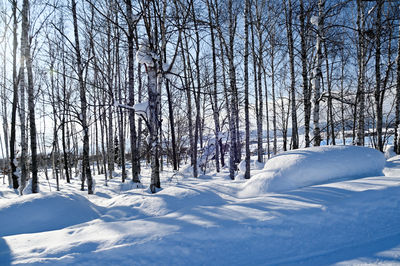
left=148, top=64, right=160, bottom=193
left=19, top=29, right=28, bottom=194
left=206, top=0, right=220, bottom=173
left=1, top=33, right=10, bottom=186
left=181, top=37, right=195, bottom=176
left=59, top=16, right=71, bottom=183
left=166, top=81, right=178, bottom=171
left=9, top=0, right=19, bottom=190
left=244, top=0, right=250, bottom=179
left=106, top=6, right=114, bottom=179
left=285, top=0, right=298, bottom=149
left=72, top=0, right=93, bottom=194
left=300, top=0, right=311, bottom=148
left=340, top=51, right=346, bottom=146
left=263, top=66, right=271, bottom=159
left=395, top=6, right=400, bottom=154
left=323, top=41, right=335, bottom=145
left=355, top=0, right=365, bottom=146
left=270, top=46, right=277, bottom=155
left=374, top=0, right=383, bottom=152
left=193, top=7, right=201, bottom=178
left=101, top=109, right=108, bottom=186
left=250, top=9, right=259, bottom=156
left=228, top=0, right=238, bottom=180
left=256, top=3, right=264, bottom=161
left=312, top=0, right=324, bottom=147
left=22, top=0, right=39, bottom=193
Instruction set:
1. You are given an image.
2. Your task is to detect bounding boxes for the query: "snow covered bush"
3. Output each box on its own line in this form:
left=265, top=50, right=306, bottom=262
left=240, top=145, right=386, bottom=197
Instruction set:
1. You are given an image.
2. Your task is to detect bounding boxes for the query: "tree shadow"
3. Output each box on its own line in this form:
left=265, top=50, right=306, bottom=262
left=0, top=237, right=11, bottom=266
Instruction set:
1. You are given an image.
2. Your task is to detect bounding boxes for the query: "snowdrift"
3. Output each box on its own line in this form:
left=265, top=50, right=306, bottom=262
left=0, top=192, right=100, bottom=236
left=384, top=145, right=396, bottom=159
left=240, top=145, right=386, bottom=197
left=238, top=158, right=265, bottom=174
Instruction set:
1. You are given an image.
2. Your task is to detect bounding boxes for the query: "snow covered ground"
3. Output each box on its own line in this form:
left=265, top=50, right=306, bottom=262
left=1, top=146, right=400, bottom=265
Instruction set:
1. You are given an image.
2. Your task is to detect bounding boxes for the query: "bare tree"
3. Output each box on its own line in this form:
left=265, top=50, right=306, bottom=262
left=284, top=0, right=299, bottom=149
left=206, top=0, right=221, bottom=173
left=312, top=0, right=324, bottom=147
left=395, top=5, right=400, bottom=154
left=300, top=0, right=311, bottom=148
left=244, top=0, right=250, bottom=179
left=374, top=0, right=384, bottom=151
left=9, top=0, right=19, bottom=189
left=72, top=0, right=93, bottom=194
left=125, top=0, right=141, bottom=182
left=355, top=0, right=366, bottom=146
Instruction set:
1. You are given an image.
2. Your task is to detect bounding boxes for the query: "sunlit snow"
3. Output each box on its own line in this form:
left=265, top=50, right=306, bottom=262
left=1, top=146, right=400, bottom=265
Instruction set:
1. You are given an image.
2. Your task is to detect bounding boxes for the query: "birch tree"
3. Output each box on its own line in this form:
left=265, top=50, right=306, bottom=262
left=355, top=0, right=366, bottom=146
left=284, top=0, right=298, bottom=149
left=125, top=0, right=141, bottom=182
left=244, top=0, right=250, bottom=179
left=395, top=5, right=400, bottom=154
left=312, top=0, right=324, bottom=147
left=23, top=0, right=39, bottom=193
left=374, top=0, right=384, bottom=151
left=9, top=0, right=19, bottom=189
left=72, top=0, right=93, bottom=194
left=206, top=0, right=221, bottom=173
left=227, top=0, right=239, bottom=180
left=300, top=0, right=311, bottom=148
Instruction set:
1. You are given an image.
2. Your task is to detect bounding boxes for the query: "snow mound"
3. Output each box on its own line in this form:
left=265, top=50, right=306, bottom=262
left=240, top=145, right=386, bottom=197
left=179, top=165, right=194, bottom=177
left=238, top=158, right=265, bottom=174
left=0, top=192, right=100, bottom=237
left=21, top=178, right=39, bottom=195
left=384, top=145, right=396, bottom=159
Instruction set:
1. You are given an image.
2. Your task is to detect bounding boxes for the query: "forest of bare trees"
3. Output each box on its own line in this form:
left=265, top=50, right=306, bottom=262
left=0, top=0, right=399, bottom=193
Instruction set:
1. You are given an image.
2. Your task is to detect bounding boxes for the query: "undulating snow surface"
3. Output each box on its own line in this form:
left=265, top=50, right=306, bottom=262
left=0, top=192, right=99, bottom=237
left=240, top=145, right=386, bottom=197
left=1, top=146, right=400, bottom=265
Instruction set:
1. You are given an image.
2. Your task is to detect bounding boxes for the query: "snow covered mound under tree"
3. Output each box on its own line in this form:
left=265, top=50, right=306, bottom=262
left=240, top=145, right=386, bottom=197
left=0, top=192, right=100, bottom=237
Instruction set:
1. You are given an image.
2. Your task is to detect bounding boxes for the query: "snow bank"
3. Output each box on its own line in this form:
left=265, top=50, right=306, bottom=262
left=238, top=158, right=265, bottom=174
left=0, top=192, right=100, bottom=237
left=240, top=145, right=386, bottom=197
left=384, top=145, right=396, bottom=159
left=179, top=165, right=194, bottom=177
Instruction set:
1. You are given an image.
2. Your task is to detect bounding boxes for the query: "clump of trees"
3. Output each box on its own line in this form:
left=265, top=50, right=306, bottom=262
left=0, top=0, right=399, bottom=193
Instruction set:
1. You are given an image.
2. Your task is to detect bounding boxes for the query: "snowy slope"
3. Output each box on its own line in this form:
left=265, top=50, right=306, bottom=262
left=1, top=151, right=400, bottom=265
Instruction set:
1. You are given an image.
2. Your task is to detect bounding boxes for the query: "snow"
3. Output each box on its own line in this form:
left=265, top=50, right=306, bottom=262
left=21, top=178, right=39, bottom=194
left=311, top=15, right=319, bottom=26
left=238, top=158, right=265, bottom=174
left=0, top=192, right=99, bottom=237
left=132, top=101, right=149, bottom=118
left=1, top=146, right=400, bottom=265
left=240, top=145, right=386, bottom=197
left=136, top=43, right=155, bottom=67
left=385, top=145, right=396, bottom=159
left=198, top=140, right=216, bottom=168
left=162, top=63, right=170, bottom=72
